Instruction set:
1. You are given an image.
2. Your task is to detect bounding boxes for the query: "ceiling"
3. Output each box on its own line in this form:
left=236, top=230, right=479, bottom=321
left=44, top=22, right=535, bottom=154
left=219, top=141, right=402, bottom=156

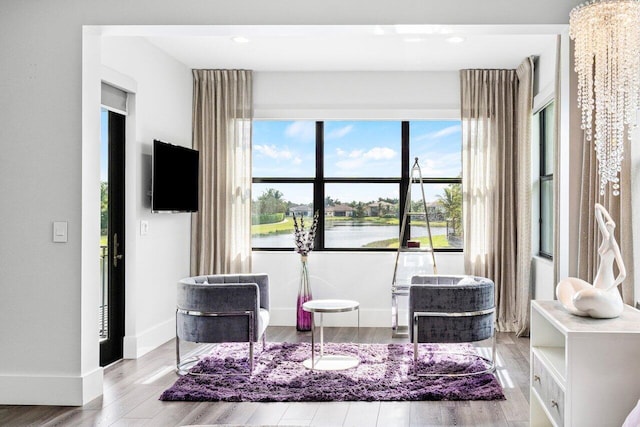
left=113, top=25, right=561, bottom=72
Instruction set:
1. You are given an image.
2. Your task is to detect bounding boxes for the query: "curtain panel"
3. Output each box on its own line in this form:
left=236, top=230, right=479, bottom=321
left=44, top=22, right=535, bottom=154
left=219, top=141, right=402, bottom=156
left=191, top=69, right=253, bottom=275
left=460, top=58, right=534, bottom=336
left=577, top=136, right=635, bottom=305
left=514, top=58, right=534, bottom=336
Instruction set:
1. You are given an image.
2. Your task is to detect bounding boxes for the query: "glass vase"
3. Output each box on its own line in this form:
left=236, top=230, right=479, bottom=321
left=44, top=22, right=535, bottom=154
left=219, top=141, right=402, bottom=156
left=296, top=255, right=313, bottom=331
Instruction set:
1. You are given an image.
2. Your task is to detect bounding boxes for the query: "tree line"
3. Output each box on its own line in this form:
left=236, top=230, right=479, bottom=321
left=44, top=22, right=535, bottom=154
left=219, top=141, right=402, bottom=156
left=252, top=182, right=462, bottom=236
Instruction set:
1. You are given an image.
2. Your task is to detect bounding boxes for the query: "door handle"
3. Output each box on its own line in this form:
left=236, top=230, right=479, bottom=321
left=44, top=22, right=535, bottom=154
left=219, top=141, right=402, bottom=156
left=113, top=232, right=123, bottom=268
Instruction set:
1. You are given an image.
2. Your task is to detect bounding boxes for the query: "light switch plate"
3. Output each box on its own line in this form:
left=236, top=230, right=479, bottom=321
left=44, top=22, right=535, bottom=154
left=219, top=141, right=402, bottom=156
left=53, top=221, right=68, bottom=243
left=140, top=220, right=149, bottom=236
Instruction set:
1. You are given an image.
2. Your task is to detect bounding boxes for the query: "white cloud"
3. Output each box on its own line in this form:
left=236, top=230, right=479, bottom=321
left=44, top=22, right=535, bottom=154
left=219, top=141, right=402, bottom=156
left=414, top=124, right=461, bottom=141
left=285, top=121, right=316, bottom=141
left=418, top=152, right=461, bottom=176
left=334, top=147, right=398, bottom=172
left=254, top=144, right=294, bottom=160
left=336, top=148, right=364, bottom=159
left=327, top=125, right=354, bottom=139
left=336, top=147, right=396, bottom=160
left=363, top=147, right=396, bottom=160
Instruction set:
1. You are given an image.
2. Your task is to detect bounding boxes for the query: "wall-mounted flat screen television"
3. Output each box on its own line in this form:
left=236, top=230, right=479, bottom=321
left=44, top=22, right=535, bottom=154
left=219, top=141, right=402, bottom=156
left=152, top=139, right=199, bottom=212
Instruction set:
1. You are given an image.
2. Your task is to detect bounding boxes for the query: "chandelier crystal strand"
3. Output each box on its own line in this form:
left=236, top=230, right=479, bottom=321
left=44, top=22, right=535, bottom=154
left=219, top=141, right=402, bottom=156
left=570, top=0, right=640, bottom=196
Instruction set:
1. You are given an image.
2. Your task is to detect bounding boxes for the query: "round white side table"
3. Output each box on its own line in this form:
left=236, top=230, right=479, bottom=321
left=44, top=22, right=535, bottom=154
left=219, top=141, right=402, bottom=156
left=302, top=299, right=360, bottom=371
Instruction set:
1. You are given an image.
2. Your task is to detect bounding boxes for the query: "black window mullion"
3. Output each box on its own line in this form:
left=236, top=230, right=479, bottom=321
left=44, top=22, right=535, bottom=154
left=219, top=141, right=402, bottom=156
left=253, top=177, right=315, bottom=184
left=538, top=102, right=553, bottom=259
left=400, top=121, right=410, bottom=247
left=315, top=121, right=325, bottom=251
left=324, top=177, right=401, bottom=184
left=539, top=108, right=546, bottom=177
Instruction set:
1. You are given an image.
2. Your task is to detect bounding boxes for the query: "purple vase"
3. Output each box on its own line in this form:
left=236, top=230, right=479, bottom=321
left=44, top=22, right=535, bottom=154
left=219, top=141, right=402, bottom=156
left=296, top=256, right=313, bottom=331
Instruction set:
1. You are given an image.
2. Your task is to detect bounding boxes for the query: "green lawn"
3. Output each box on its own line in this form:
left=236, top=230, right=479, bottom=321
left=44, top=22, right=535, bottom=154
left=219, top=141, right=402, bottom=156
left=251, top=215, right=449, bottom=237
left=251, top=217, right=295, bottom=236
left=325, top=216, right=447, bottom=228
left=362, top=235, right=451, bottom=248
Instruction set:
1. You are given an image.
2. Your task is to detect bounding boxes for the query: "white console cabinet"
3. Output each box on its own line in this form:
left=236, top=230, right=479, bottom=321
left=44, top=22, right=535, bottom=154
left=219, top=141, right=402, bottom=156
left=530, top=300, right=640, bottom=427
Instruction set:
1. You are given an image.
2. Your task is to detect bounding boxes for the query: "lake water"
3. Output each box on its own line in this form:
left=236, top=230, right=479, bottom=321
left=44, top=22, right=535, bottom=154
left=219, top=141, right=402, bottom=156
left=252, top=223, right=448, bottom=248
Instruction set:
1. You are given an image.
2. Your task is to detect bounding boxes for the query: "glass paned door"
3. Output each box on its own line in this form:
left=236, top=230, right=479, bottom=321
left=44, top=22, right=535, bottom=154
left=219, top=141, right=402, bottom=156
left=99, top=107, right=126, bottom=366
left=100, top=108, right=109, bottom=341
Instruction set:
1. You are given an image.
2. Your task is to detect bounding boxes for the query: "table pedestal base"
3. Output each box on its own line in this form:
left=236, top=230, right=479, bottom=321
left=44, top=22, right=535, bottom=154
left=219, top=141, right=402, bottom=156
left=303, top=355, right=359, bottom=371
left=302, top=299, right=360, bottom=372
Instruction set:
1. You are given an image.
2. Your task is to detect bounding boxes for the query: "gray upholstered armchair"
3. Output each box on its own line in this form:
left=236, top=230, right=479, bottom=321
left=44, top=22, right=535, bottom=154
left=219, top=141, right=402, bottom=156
left=176, top=274, right=270, bottom=375
left=409, top=275, right=496, bottom=377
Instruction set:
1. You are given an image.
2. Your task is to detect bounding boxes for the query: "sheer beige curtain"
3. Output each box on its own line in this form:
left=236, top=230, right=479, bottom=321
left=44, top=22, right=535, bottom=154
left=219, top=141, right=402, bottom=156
left=514, top=58, right=534, bottom=335
left=461, top=58, right=534, bottom=336
left=577, top=137, right=635, bottom=305
left=191, top=69, right=253, bottom=275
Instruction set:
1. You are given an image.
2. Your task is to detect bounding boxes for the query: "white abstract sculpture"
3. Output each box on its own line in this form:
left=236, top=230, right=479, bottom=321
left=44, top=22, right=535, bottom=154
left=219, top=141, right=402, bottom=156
left=556, top=203, right=626, bottom=319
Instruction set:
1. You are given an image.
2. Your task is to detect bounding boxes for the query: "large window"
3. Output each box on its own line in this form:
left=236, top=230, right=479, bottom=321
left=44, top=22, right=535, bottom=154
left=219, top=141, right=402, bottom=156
left=535, top=101, right=555, bottom=258
left=252, top=120, right=462, bottom=251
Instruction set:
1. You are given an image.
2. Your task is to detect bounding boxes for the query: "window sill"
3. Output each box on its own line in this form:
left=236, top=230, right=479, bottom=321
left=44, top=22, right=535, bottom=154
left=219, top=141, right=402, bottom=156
left=533, top=255, right=553, bottom=265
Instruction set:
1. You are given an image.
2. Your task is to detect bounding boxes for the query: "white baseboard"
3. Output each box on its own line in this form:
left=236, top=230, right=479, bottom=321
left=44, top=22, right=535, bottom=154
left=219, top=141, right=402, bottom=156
left=0, top=367, right=103, bottom=406
left=270, top=308, right=390, bottom=328
left=124, top=317, right=175, bottom=359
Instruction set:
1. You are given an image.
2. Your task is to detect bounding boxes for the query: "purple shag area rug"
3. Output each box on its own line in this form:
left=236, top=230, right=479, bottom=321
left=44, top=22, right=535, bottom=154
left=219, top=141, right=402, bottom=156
left=160, top=342, right=504, bottom=402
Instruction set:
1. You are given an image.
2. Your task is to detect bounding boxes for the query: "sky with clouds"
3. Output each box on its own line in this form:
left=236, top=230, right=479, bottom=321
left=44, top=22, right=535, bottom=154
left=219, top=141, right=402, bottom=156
left=324, top=121, right=401, bottom=177
left=100, top=109, right=109, bottom=182
left=252, top=120, right=461, bottom=205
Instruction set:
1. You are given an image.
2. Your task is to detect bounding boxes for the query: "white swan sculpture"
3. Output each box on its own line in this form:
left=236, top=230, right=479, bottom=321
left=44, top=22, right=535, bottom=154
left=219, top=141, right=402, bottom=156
left=556, top=203, right=626, bottom=319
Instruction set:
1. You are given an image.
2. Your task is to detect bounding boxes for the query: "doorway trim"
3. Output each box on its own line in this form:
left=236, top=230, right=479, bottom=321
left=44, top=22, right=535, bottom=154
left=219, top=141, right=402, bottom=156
left=101, top=67, right=139, bottom=360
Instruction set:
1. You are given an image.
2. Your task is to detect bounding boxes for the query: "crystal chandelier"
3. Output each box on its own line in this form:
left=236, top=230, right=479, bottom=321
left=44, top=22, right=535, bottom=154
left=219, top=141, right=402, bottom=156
left=570, top=0, right=640, bottom=196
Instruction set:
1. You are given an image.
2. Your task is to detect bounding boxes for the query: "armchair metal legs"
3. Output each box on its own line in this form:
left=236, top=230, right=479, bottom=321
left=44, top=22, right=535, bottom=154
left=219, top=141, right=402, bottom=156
left=175, top=308, right=264, bottom=376
left=176, top=335, right=265, bottom=376
left=412, top=310, right=497, bottom=378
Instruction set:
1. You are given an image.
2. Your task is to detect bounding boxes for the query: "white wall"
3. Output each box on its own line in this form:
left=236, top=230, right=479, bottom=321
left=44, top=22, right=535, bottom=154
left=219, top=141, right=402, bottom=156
left=254, top=252, right=464, bottom=327
left=0, top=0, right=583, bottom=406
left=255, top=71, right=460, bottom=119
left=533, top=37, right=558, bottom=100
left=100, top=37, right=193, bottom=358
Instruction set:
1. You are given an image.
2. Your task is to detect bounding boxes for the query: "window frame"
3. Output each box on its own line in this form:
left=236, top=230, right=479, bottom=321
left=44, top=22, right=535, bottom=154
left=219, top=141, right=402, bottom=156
left=252, top=120, right=462, bottom=252
left=538, top=102, right=555, bottom=259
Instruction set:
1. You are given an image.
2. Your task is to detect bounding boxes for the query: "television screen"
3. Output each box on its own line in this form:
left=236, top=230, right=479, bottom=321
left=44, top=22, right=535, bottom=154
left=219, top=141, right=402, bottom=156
left=152, top=139, right=199, bottom=212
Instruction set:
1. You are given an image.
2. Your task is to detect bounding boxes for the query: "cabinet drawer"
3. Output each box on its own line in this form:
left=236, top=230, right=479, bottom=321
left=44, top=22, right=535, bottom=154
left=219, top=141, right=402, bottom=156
left=533, top=354, right=565, bottom=426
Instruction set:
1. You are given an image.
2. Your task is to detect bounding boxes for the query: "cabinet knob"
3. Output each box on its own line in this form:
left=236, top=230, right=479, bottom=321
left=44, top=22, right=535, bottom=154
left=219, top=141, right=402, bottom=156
left=551, top=400, right=558, bottom=409
left=534, top=375, right=541, bottom=382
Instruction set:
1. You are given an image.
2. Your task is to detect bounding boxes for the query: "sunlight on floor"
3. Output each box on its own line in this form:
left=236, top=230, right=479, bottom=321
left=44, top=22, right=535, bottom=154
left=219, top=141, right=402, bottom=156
left=476, top=346, right=514, bottom=388
left=138, top=365, right=175, bottom=384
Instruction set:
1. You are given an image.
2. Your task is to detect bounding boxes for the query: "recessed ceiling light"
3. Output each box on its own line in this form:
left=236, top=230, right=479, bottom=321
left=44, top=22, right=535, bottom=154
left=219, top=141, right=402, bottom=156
left=395, top=25, right=453, bottom=35
left=446, top=36, right=465, bottom=44
left=231, top=36, right=250, bottom=44
left=373, top=26, right=385, bottom=36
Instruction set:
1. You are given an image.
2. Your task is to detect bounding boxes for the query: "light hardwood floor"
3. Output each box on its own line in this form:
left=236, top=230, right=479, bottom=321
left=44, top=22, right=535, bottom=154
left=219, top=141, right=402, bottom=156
left=0, top=327, right=530, bottom=427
